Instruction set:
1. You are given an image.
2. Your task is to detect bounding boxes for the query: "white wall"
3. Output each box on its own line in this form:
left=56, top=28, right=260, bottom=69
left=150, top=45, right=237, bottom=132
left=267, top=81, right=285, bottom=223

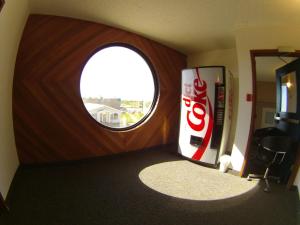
left=188, top=48, right=238, bottom=77
left=233, top=26, right=300, bottom=181
left=0, top=0, right=29, bottom=198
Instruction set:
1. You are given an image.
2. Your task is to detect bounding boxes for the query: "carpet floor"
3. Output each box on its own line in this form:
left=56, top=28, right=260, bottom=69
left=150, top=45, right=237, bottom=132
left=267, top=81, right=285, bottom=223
left=0, top=145, right=299, bottom=225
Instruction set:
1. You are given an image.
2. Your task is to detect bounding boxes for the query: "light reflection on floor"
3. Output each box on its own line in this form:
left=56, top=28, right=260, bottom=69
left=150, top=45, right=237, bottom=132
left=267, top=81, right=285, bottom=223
left=139, top=160, right=259, bottom=201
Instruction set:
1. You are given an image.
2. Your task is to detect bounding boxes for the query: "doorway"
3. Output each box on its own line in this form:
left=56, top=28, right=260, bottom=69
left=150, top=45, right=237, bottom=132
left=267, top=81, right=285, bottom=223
left=255, top=56, right=298, bottom=130
left=242, top=49, right=300, bottom=188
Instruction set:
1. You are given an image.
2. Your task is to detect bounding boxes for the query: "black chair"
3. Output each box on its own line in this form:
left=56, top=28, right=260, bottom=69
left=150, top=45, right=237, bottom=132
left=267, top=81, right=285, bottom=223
left=247, top=127, right=286, bottom=163
left=252, top=127, right=286, bottom=145
left=247, top=135, right=293, bottom=192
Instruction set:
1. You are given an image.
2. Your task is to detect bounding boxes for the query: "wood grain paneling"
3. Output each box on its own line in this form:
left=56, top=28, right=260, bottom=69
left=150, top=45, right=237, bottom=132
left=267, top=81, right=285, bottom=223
left=0, top=0, right=4, bottom=12
left=13, top=15, right=186, bottom=164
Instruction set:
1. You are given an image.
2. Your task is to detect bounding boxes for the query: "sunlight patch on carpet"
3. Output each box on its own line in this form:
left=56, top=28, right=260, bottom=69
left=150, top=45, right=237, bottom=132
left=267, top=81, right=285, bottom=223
left=139, top=160, right=258, bottom=201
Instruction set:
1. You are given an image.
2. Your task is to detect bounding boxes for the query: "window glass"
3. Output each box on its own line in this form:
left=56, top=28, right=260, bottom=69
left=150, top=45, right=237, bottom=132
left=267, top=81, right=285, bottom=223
left=80, top=45, right=157, bottom=129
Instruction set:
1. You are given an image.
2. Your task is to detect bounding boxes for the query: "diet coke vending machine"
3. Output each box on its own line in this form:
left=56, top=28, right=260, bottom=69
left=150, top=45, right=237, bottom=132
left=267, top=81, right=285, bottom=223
left=178, top=66, right=232, bottom=167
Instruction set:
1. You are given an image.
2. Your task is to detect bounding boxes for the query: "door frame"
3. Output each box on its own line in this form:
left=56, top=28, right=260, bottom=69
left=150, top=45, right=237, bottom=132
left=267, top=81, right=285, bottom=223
left=242, top=49, right=300, bottom=188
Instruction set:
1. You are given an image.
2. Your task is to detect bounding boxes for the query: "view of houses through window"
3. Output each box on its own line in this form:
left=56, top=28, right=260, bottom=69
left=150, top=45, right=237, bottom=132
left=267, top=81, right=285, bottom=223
left=82, top=97, right=153, bottom=128
left=80, top=45, right=156, bottom=129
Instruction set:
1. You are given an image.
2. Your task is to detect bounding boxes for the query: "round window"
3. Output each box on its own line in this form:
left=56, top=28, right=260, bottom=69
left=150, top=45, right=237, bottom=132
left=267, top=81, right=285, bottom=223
left=80, top=44, right=158, bottom=130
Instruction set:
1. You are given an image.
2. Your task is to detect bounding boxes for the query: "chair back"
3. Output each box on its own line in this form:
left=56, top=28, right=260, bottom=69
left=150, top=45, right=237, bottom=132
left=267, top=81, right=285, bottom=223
left=260, top=136, right=293, bottom=153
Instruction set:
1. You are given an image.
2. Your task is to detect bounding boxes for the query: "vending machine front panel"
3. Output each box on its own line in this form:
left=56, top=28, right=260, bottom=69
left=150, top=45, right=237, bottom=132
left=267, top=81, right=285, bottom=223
left=178, top=67, right=225, bottom=166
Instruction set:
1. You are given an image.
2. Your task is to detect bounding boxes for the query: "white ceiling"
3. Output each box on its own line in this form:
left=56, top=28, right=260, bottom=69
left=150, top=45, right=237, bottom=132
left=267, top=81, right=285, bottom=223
left=256, top=57, right=298, bottom=82
left=29, top=0, right=300, bottom=54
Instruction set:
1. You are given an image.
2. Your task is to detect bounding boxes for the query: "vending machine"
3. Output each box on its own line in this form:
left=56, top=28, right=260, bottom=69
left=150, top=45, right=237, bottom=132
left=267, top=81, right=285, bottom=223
left=178, top=66, right=232, bottom=167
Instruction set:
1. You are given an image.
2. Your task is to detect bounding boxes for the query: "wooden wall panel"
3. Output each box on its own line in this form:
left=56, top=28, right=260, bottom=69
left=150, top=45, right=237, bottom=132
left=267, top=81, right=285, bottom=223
left=13, top=15, right=187, bottom=164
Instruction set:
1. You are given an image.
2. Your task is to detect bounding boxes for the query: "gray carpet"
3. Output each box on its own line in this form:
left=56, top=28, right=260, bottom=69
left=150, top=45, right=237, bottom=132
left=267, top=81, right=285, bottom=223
left=0, top=145, right=299, bottom=225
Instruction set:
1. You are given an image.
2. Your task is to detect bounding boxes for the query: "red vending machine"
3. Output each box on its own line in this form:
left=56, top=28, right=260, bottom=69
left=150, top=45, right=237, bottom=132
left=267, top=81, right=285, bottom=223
left=178, top=66, right=232, bottom=167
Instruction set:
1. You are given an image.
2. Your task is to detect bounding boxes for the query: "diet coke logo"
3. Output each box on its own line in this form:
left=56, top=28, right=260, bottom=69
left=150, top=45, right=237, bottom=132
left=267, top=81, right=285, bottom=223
left=183, top=77, right=207, bottom=131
